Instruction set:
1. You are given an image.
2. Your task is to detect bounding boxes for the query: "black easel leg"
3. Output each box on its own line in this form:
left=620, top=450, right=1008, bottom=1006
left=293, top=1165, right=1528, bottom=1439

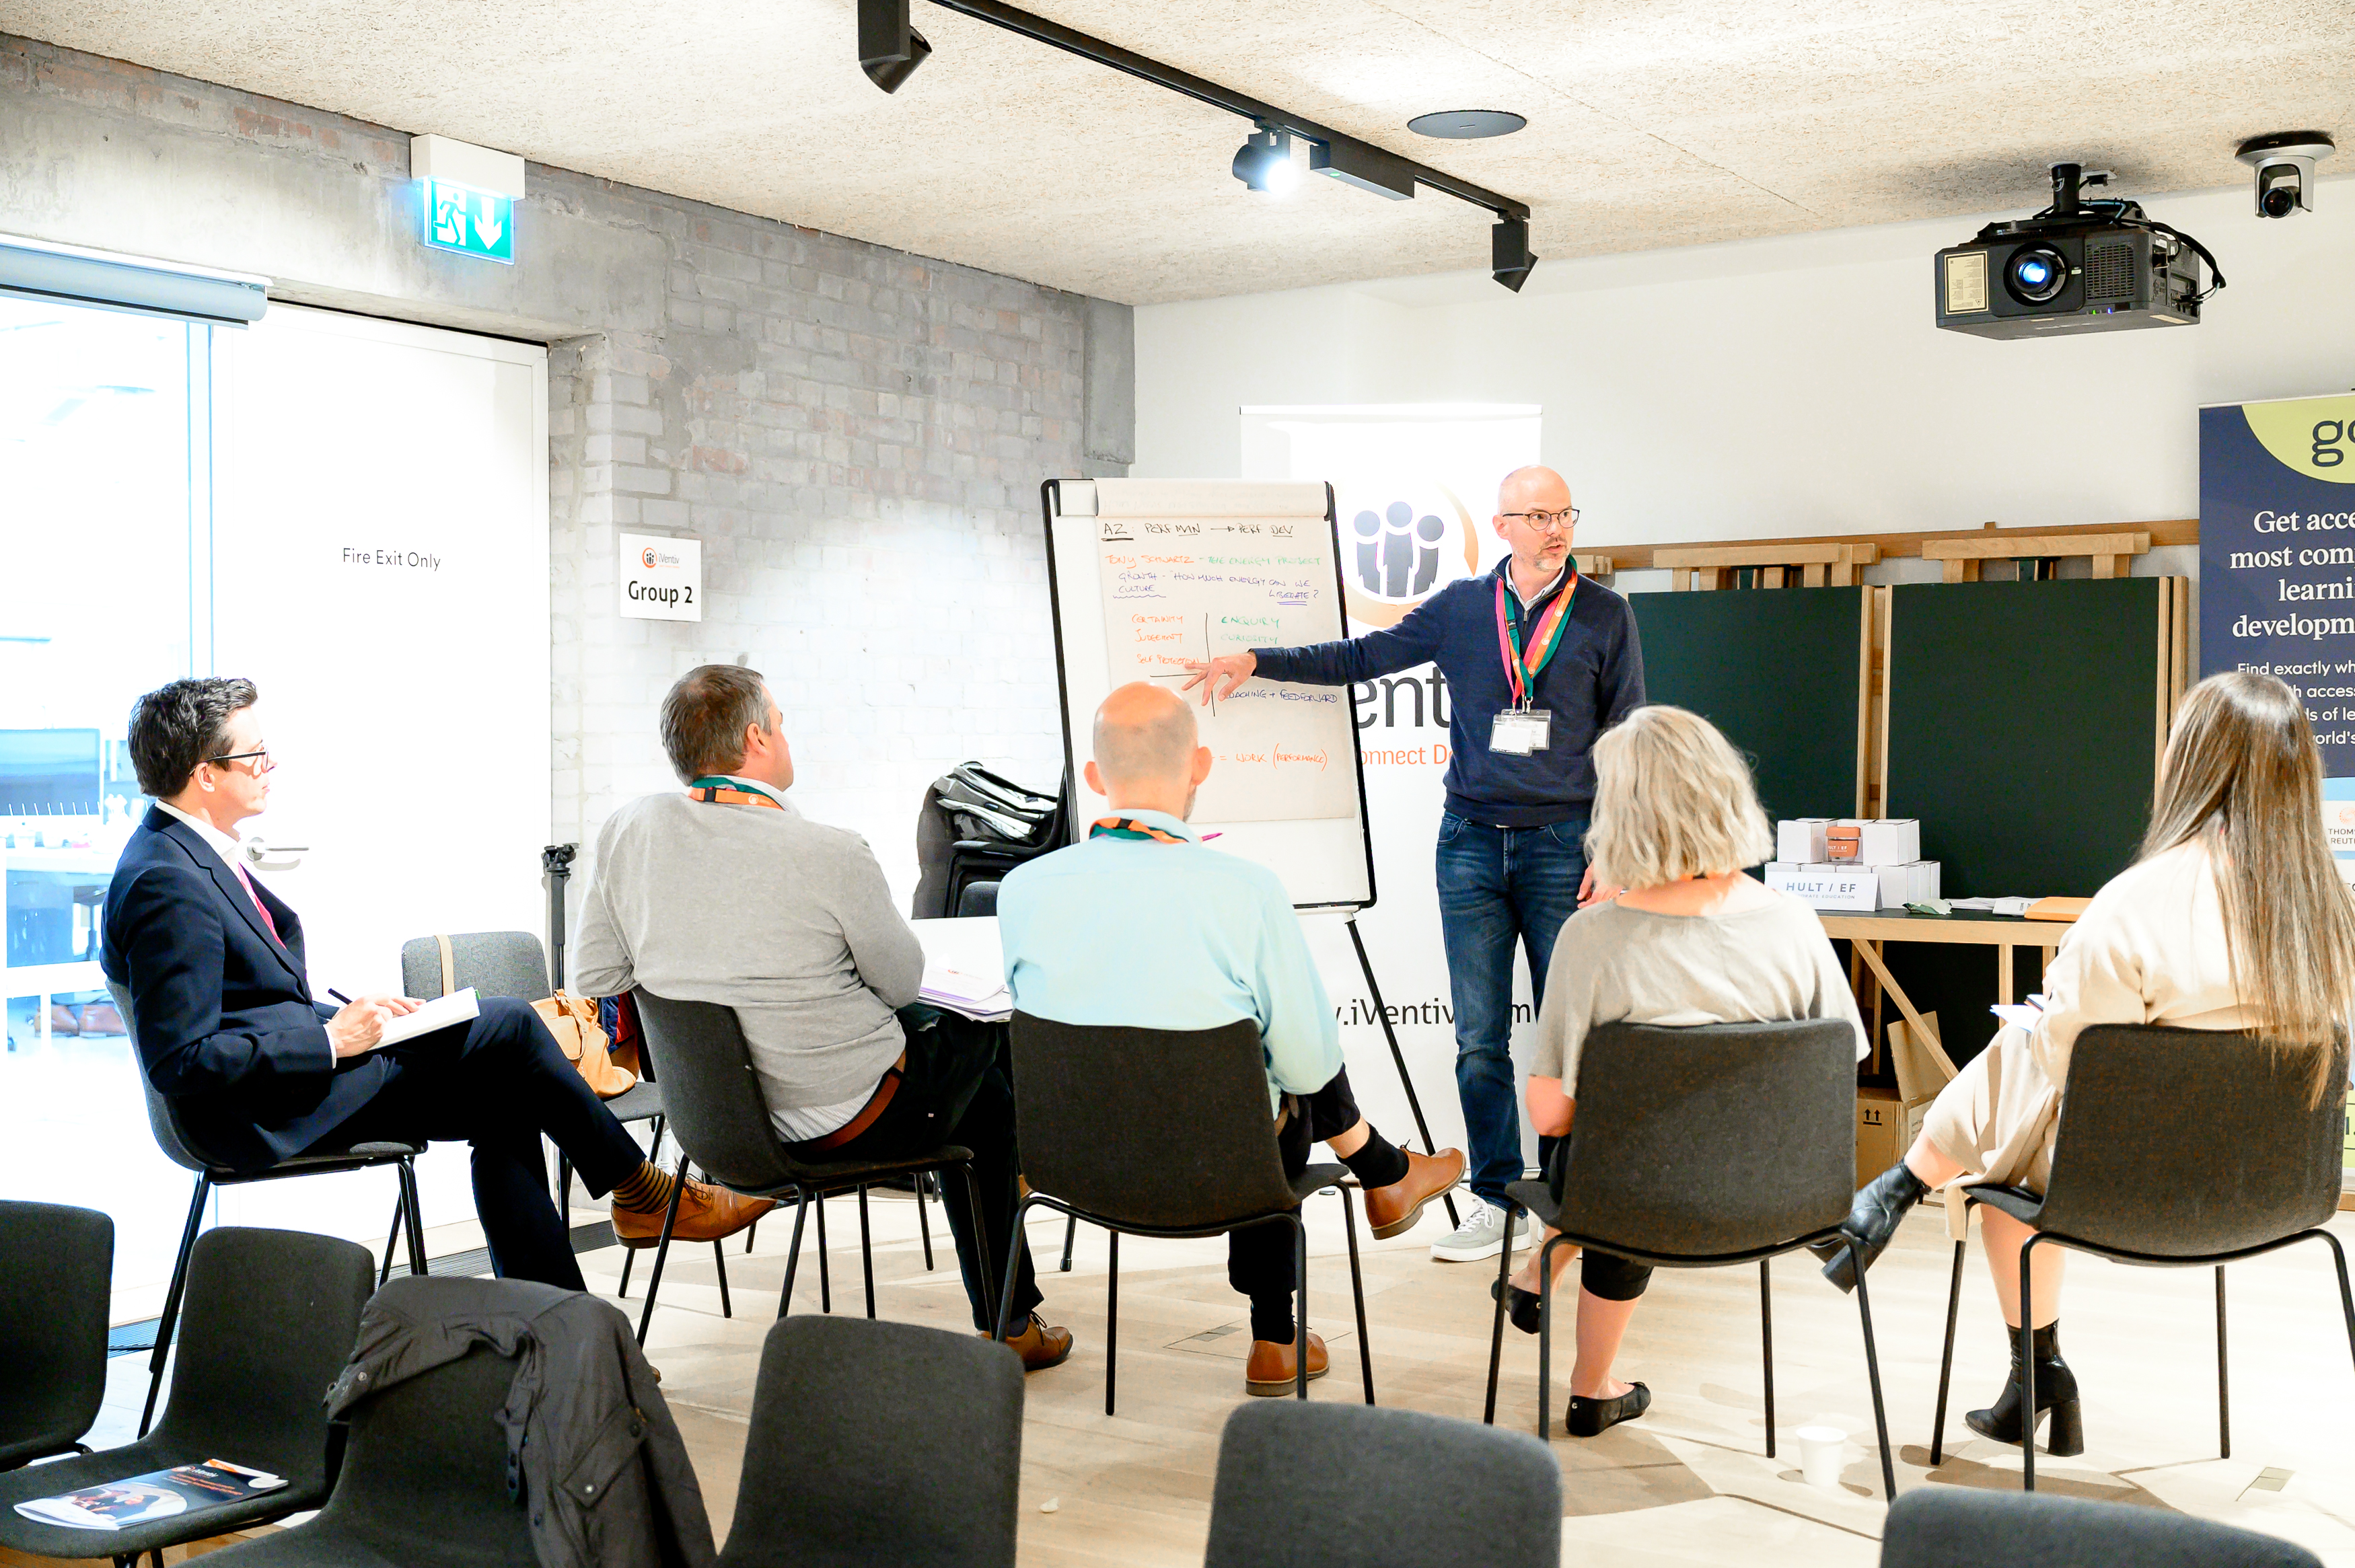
left=776, top=1191, right=810, bottom=1320
left=1345, top=917, right=1459, bottom=1232
left=1930, top=1238, right=1966, bottom=1464
left=1342, top=1187, right=1373, bottom=1405
left=1760, top=1257, right=1776, bottom=1458
left=2216, top=1265, right=2230, bottom=1460
left=144, top=1175, right=209, bottom=1436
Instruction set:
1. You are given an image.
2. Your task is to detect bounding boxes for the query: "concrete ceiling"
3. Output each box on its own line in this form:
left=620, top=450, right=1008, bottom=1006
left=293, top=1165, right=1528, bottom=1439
left=5, top=1, right=2352, bottom=304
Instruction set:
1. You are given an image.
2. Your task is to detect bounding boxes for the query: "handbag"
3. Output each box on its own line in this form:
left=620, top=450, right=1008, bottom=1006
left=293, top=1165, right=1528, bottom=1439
left=433, top=934, right=638, bottom=1099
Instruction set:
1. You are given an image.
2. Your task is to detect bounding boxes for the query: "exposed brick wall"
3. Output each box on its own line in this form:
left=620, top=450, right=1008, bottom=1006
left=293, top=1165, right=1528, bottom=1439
left=3, top=32, right=1132, bottom=920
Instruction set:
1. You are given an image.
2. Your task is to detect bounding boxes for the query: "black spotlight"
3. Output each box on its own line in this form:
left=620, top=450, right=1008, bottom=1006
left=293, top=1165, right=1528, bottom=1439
left=1231, top=128, right=1299, bottom=195
left=1492, top=217, right=1538, bottom=292
left=859, top=0, right=931, bottom=94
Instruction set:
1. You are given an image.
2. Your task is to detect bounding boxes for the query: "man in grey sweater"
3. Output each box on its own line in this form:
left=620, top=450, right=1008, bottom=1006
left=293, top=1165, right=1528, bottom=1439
left=573, top=665, right=1067, bottom=1369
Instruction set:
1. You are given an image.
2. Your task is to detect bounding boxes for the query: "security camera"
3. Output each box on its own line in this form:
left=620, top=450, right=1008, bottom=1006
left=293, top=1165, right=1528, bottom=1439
left=2236, top=132, right=2334, bottom=219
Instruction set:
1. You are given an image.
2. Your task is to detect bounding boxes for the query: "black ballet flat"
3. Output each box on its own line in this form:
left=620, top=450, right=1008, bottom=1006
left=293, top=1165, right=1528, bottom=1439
left=1490, top=1276, right=1542, bottom=1335
left=1566, top=1381, right=1651, bottom=1438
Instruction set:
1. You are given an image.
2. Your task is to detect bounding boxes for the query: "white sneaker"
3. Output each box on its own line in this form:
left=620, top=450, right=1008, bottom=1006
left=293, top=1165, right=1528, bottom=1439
left=1428, top=1201, right=1526, bottom=1263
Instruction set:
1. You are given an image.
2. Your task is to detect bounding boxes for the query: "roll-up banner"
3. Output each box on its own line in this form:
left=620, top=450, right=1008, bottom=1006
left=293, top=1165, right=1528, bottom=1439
left=2200, top=391, right=2355, bottom=885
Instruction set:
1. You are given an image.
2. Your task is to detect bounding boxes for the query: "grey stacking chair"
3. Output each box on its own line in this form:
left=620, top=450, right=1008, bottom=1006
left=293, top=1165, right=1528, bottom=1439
left=1481, top=1019, right=1896, bottom=1498
left=0, top=1227, right=375, bottom=1568
left=111, top=980, right=424, bottom=1433
left=397, top=930, right=744, bottom=1309
left=1880, top=1485, right=2323, bottom=1567
left=0, top=1201, right=112, bottom=1470
left=194, top=1345, right=540, bottom=1568
left=1928, top=1024, right=2355, bottom=1489
left=630, top=990, right=983, bottom=1343
left=718, top=1315, right=1022, bottom=1568
left=1204, top=1402, right=1561, bottom=1568
left=993, top=1013, right=1375, bottom=1411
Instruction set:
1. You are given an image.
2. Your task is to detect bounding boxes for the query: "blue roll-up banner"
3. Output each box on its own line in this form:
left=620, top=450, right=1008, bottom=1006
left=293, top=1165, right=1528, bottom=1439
left=2200, top=392, right=2355, bottom=882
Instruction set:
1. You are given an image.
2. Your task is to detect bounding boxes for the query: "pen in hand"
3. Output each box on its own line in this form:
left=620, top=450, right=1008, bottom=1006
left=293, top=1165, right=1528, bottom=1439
left=328, top=989, right=352, bottom=1004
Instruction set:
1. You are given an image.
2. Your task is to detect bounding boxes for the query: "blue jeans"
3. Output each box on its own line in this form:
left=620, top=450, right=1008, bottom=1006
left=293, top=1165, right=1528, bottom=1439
left=1435, top=811, right=1588, bottom=1207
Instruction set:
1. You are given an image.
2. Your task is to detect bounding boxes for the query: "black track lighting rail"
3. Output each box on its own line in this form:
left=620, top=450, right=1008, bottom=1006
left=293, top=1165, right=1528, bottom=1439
left=919, top=0, right=1531, bottom=223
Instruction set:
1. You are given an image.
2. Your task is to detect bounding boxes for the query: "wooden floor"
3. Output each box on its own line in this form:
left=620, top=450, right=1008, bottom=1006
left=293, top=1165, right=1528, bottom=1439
left=617, top=1190, right=2355, bottom=1567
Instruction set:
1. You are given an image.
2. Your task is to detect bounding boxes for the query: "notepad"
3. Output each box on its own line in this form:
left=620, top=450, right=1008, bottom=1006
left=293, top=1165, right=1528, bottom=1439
left=919, top=967, right=1012, bottom=1022
left=373, top=987, right=480, bottom=1049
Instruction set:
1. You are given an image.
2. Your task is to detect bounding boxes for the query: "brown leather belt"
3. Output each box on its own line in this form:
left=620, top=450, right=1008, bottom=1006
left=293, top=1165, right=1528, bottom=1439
left=799, top=1050, right=909, bottom=1154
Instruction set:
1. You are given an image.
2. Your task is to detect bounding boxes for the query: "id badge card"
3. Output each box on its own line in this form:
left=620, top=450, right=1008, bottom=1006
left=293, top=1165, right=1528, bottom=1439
left=1489, top=708, right=1552, bottom=755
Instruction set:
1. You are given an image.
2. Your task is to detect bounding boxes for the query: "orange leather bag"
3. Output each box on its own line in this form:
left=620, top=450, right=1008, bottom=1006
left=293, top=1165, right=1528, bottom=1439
left=433, top=934, right=637, bottom=1098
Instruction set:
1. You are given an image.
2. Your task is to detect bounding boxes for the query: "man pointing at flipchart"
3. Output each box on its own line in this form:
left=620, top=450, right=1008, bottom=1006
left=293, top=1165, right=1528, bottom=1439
left=1182, top=465, right=1646, bottom=1264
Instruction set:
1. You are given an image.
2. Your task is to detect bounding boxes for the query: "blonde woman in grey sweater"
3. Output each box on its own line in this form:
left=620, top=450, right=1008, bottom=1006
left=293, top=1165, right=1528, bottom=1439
left=1505, top=706, right=1867, bottom=1437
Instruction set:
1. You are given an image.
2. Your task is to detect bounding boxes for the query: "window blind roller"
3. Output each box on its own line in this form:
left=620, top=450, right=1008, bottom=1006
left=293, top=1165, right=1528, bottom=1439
left=0, top=233, right=268, bottom=325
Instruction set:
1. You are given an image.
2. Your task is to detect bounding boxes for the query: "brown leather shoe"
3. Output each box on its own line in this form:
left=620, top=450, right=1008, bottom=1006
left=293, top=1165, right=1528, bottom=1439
left=611, top=1181, right=774, bottom=1249
left=1244, top=1331, right=1328, bottom=1395
left=991, top=1312, right=1075, bottom=1372
left=1362, top=1147, right=1467, bottom=1240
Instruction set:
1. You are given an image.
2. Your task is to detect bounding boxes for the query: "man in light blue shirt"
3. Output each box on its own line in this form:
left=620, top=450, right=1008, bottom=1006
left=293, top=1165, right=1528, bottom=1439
left=999, top=682, right=1463, bottom=1394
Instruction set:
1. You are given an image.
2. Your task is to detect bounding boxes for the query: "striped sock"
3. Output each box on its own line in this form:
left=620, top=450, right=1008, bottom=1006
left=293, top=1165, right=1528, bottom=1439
left=610, top=1162, right=678, bottom=1215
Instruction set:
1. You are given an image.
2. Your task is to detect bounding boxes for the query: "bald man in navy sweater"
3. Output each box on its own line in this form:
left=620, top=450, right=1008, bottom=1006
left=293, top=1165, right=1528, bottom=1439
left=1184, top=465, right=1645, bottom=1263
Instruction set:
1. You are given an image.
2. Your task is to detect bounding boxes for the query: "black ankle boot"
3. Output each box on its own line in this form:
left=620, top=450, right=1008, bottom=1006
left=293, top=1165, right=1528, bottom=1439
left=1965, top=1322, right=2084, bottom=1456
left=1813, top=1162, right=1929, bottom=1293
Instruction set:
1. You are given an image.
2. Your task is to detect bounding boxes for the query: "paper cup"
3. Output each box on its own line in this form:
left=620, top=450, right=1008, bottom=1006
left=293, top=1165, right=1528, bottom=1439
left=1795, top=1425, right=1846, bottom=1490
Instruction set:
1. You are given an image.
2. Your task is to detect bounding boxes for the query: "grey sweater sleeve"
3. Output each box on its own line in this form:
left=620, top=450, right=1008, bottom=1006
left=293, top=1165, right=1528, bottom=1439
left=828, top=831, right=925, bottom=1008
left=569, top=824, right=635, bottom=998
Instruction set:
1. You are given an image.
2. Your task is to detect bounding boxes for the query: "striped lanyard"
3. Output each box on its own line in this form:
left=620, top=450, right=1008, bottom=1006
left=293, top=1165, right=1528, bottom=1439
left=1089, top=817, right=1189, bottom=844
left=1493, top=570, right=1577, bottom=710
left=688, top=776, right=783, bottom=809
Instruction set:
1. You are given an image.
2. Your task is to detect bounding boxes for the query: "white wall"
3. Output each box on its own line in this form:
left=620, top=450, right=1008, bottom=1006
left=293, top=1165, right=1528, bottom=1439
left=1138, top=176, right=2355, bottom=547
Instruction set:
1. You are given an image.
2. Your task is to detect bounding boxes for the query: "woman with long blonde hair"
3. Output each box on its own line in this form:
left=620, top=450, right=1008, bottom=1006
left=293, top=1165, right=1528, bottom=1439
left=1825, top=671, right=2355, bottom=1455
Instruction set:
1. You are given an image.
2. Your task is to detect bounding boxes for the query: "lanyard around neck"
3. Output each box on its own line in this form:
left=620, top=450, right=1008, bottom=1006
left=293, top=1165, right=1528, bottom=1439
left=1089, top=816, right=1190, bottom=844
left=688, top=776, right=783, bottom=810
left=1493, top=571, right=1577, bottom=709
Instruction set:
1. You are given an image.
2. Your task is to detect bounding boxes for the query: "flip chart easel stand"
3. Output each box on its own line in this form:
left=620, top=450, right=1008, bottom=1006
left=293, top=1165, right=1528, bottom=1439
left=1346, top=917, right=1463, bottom=1231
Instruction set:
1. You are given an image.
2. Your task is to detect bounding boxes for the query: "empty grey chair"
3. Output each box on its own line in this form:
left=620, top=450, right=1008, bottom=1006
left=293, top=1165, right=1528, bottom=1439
left=0, top=1201, right=112, bottom=1470
left=0, top=1227, right=375, bottom=1567
left=994, top=1013, right=1375, bottom=1412
left=1480, top=1020, right=1895, bottom=1498
left=1880, top=1485, right=2323, bottom=1567
left=1204, top=1402, right=1560, bottom=1568
left=1928, top=1025, right=2355, bottom=1489
left=194, top=1347, right=538, bottom=1568
left=112, top=979, right=424, bottom=1433
left=630, top=990, right=983, bottom=1342
left=718, top=1315, right=1022, bottom=1568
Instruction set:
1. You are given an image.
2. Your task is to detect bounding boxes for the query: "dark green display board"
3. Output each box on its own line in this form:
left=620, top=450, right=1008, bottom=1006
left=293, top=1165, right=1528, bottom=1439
left=1886, top=578, right=2161, bottom=899
left=1629, top=587, right=1863, bottom=825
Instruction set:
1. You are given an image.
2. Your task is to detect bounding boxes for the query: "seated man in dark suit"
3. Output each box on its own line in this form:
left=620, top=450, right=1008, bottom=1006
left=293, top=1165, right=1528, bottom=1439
left=100, top=676, right=767, bottom=1287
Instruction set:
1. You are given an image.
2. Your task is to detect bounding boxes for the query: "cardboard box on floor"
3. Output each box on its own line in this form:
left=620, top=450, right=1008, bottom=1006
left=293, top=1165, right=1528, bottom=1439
left=1855, top=1012, right=1957, bottom=1187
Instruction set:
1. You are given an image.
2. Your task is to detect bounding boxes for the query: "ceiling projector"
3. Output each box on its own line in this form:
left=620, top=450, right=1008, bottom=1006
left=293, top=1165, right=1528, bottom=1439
left=1934, top=163, right=2223, bottom=340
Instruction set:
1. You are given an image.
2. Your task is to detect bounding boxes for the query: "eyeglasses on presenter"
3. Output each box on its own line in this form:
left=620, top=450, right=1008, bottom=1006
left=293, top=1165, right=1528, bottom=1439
left=1501, top=508, right=1579, bottom=533
left=206, top=747, right=276, bottom=776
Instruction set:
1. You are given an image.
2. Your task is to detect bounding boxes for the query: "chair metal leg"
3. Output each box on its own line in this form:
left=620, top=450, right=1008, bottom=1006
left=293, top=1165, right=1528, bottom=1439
left=647, top=1113, right=665, bottom=1166
left=618, top=1246, right=635, bottom=1298
left=746, top=1218, right=758, bottom=1255
left=1061, top=1212, right=1077, bottom=1273
left=1929, top=1238, right=1967, bottom=1464
left=777, top=1188, right=811, bottom=1320
left=857, top=1185, right=877, bottom=1319
left=713, top=1240, right=732, bottom=1318
left=990, top=1192, right=1039, bottom=1343
left=557, top=1153, right=573, bottom=1218
left=955, top=1160, right=997, bottom=1329
left=397, top=1159, right=428, bottom=1275
left=2216, top=1265, right=2230, bottom=1460
left=379, top=1191, right=403, bottom=1288
left=816, top=1192, right=832, bottom=1313
left=144, top=1175, right=210, bottom=1436
left=1760, top=1257, right=1776, bottom=1458
left=1483, top=1198, right=1518, bottom=1425
left=1341, top=1186, right=1373, bottom=1405
left=2320, top=1228, right=2355, bottom=1375
left=917, top=1173, right=935, bottom=1271
left=2019, top=1236, right=2041, bottom=1491
left=1535, top=1231, right=1568, bottom=1441
left=1848, top=1236, right=1899, bottom=1501
left=1293, top=1214, right=1310, bottom=1402
left=633, top=1153, right=691, bottom=1345
left=1106, top=1228, right=1121, bottom=1417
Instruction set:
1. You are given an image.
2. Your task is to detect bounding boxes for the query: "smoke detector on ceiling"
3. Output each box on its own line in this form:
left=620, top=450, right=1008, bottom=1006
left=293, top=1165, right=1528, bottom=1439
left=1408, top=110, right=1526, bottom=140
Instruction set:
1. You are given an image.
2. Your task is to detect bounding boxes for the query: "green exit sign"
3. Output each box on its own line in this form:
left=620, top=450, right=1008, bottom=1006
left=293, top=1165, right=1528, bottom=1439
left=421, top=180, right=514, bottom=264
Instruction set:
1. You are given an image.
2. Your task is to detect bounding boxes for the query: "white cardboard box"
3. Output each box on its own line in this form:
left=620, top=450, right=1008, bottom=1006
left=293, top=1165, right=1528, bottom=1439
left=1765, top=864, right=1880, bottom=911
left=1875, top=860, right=1941, bottom=907
left=1858, top=819, right=1921, bottom=866
left=1776, top=818, right=1830, bottom=863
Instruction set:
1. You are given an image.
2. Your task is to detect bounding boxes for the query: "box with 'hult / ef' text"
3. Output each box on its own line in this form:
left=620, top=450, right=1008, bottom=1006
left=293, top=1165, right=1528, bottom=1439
left=1764, top=863, right=1880, bottom=911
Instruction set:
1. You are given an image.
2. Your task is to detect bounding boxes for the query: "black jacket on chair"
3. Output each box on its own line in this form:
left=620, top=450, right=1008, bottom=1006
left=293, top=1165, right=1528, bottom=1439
left=100, top=806, right=389, bottom=1174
